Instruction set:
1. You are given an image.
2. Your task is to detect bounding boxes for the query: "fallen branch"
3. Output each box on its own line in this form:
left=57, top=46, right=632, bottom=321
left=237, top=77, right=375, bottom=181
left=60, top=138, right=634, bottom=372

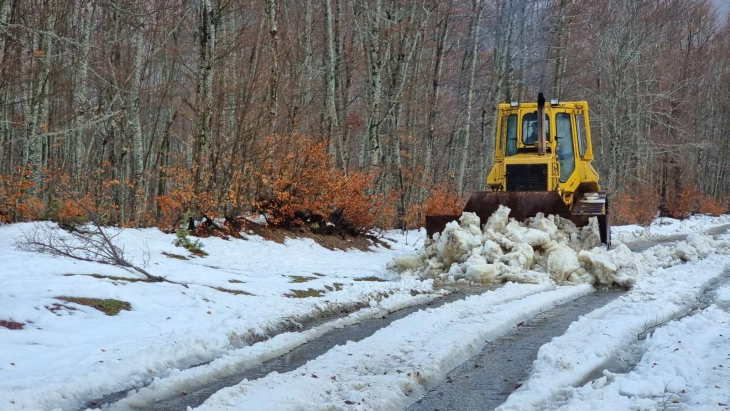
left=16, top=223, right=167, bottom=282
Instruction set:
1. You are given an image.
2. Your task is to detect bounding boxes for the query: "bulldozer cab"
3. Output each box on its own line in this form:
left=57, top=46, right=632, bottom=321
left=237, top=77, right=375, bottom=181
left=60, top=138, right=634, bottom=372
left=487, top=99, right=601, bottom=202
left=427, top=95, right=610, bottom=247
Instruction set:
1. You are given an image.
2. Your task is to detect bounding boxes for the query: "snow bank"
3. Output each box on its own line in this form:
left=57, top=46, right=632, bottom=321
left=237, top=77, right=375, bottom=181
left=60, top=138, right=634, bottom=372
left=613, top=213, right=730, bottom=243
left=541, top=303, right=730, bottom=411
left=390, top=207, right=730, bottom=289
left=495, top=256, right=730, bottom=411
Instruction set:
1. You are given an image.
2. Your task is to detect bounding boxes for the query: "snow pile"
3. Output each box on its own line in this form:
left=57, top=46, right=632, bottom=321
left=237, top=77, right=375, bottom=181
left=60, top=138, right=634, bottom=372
left=496, top=256, right=730, bottom=411
left=390, top=206, right=638, bottom=288
left=391, top=206, right=730, bottom=289
left=636, top=232, right=730, bottom=274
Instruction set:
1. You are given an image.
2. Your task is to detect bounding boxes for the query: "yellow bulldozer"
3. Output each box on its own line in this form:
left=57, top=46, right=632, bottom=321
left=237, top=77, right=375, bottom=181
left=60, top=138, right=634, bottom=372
left=426, top=93, right=610, bottom=247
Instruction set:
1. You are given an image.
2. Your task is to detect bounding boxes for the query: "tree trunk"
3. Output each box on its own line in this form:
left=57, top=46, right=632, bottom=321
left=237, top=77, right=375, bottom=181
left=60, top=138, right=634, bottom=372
left=193, top=0, right=215, bottom=192
left=455, top=0, right=482, bottom=194
left=324, top=0, right=340, bottom=165
left=129, top=7, right=145, bottom=224
left=72, top=0, right=94, bottom=182
left=265, top=0, right=280, bottom=136
left=424, top=13, right=448, bottom=188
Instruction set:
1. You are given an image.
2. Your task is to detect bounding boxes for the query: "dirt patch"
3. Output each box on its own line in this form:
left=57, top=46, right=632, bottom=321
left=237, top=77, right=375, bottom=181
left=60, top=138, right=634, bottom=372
left=46, top=302, right=78, bottom=314
left=286, top=288, right=325, bottom=298
left=354, top=276, right=387, bottom=282
left=228, top=279, right=245, bottom=284
left=63, top=274, right=149, bottom=283
left=324, top=283, right=344, bottom=292
left=162, top=251, right=190, bottom=260
left=290, top=276, right=318, bottom=283
left=245, top=223, right=387, bottom=252
left=164, top=216, right=388, bottom=252
left=0, top=320, right=24, bottom=330
left=56, top=297, right=132, bottom=316
left=214, top=287, right=253, bottom=296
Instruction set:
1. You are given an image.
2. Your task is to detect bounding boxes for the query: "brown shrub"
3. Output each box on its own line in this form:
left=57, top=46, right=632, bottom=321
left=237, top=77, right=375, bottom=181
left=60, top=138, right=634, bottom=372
left=423, top=183, right=466, bottom=216
left=0, top=166, right=43, bottom=223
left=696, top=196, right=727, bottom=216
left=612, top=184, right=661, bottom=225
left=251, top=134, right=378, bottom=232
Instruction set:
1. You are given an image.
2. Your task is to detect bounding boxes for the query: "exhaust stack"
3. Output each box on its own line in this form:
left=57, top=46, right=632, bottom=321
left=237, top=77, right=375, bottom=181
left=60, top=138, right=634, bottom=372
left=537, top=92, right=546, bottom=156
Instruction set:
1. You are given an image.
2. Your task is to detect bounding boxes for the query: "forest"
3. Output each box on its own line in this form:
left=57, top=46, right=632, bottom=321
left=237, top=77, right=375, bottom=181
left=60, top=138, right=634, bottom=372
left=1, top=0, right=729, bottom=230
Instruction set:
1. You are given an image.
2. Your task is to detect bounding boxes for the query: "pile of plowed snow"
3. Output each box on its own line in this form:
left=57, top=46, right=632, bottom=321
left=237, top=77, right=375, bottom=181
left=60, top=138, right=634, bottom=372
left=389, top=206, right=730, bottom=288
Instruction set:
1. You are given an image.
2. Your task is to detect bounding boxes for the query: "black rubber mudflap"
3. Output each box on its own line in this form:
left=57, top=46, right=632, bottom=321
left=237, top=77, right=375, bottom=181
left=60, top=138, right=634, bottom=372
left=598, top=195, right=611, bottom=249
left=425, top=215, right=461, bottom=238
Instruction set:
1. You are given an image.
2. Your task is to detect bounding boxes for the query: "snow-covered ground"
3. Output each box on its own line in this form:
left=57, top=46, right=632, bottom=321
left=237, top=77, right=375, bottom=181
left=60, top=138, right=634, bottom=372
left=1, top=213, right=729, bottom=411
left=612, top=213, right=730, bottom=243
left=0, top=223, right=435, bottom=410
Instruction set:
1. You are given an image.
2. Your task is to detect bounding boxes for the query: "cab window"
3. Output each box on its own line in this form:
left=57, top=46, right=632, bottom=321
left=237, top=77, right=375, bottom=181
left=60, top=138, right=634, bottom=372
left=505, top=114, right=517, bottom=156
left=576, top=113, right=587, bottom=158
left=556, top=113, right=576, bottom=182
left=522, top=112, right=549, bottom=145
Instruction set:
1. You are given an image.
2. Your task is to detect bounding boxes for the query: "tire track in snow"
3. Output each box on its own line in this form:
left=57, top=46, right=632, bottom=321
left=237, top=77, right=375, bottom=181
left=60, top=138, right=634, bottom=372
left=192, top=283, right=592, bottom=410
left=406, top=290, right=624, bottom=411
left=495, top=256, right=730, bottom=411
left=88, top=287, right=494, bottom=411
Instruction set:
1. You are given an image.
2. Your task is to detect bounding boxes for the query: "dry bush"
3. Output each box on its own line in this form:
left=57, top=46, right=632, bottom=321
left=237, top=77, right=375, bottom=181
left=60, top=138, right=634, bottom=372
left=663, top=185, right=696, bottom=219
left=423, top=183, right=466, bottom=216
left=612, top=184, right=661, bottom=225
left=696, top=196, right=727, bottom=216
left=399, top=182, right=465, bottom=231
left=0, top=166, right=42, bottom=223
left=662, top=185, right=727, bottom=219
left=155, top=167, right=217, bottom=229
left=251, top=133, right=378, bottom=232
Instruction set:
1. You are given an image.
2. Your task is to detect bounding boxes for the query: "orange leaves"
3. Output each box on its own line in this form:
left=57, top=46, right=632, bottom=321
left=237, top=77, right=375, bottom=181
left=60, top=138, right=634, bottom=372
left=0, top=166, right=42, bottom=223
left=252, top=133, right=377, bottom=231
left=612, top=183, right=661, bottom=226
left=154, top=167, right=214, bottom=229
left=663, top=185, right=728, bottom=219
left=423, top=183, right=466, bottom=216
left=697, top=196, right=727, bottom=216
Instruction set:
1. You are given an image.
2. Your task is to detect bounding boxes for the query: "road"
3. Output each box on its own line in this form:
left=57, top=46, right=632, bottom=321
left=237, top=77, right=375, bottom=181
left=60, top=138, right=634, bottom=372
left=85, top=224, right=730, bottom=411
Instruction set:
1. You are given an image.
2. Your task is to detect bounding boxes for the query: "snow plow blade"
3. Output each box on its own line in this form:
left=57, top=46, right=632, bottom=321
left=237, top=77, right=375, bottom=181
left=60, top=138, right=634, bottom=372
left=425, top=191, right=610, bottom=246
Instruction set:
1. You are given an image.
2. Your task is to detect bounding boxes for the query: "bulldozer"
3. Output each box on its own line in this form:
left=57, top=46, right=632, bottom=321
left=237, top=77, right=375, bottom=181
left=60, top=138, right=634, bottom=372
left=426, top=93, right=610, bottom=247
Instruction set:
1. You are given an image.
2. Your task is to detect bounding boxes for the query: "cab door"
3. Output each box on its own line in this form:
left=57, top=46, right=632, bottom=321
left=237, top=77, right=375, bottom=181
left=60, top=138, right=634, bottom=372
left=554, top=112, right=577, bottom=183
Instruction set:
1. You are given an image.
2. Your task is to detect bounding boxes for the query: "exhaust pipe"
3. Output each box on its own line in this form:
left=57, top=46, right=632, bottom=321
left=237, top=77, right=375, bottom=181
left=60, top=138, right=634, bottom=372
left=537, top=92, right=546, bottom=156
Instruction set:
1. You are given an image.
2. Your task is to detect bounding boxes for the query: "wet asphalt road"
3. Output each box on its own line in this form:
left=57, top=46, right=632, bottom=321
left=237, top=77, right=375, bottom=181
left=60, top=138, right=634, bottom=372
left=85, top=288, right=497, bottom=411
left=406, top=290, right=624, bottom=411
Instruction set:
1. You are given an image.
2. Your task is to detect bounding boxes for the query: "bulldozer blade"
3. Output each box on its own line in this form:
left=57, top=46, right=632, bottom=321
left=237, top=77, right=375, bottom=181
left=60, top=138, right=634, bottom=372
left=462, top=191, right=573, bottom=221
left=425, top=215, right=462, bottom=238
left=425, top=191, right=610, bottom=246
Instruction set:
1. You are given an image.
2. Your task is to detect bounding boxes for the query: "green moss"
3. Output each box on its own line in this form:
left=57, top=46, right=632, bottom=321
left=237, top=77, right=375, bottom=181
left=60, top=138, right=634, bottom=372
left=354, top=276, right=386, bottom=282
left=289, top=275, right=317, bottom=283
left=57, top=297, right=131, bottom=316
left=324, top=283, right=344, bottom=292
left=162, top=251, right=189, bottom=260
left=287, top=288, right=324, bottom=298
left=64, top=274, right=146, bottom=282
left=214, top=287, right=252, bottom=296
